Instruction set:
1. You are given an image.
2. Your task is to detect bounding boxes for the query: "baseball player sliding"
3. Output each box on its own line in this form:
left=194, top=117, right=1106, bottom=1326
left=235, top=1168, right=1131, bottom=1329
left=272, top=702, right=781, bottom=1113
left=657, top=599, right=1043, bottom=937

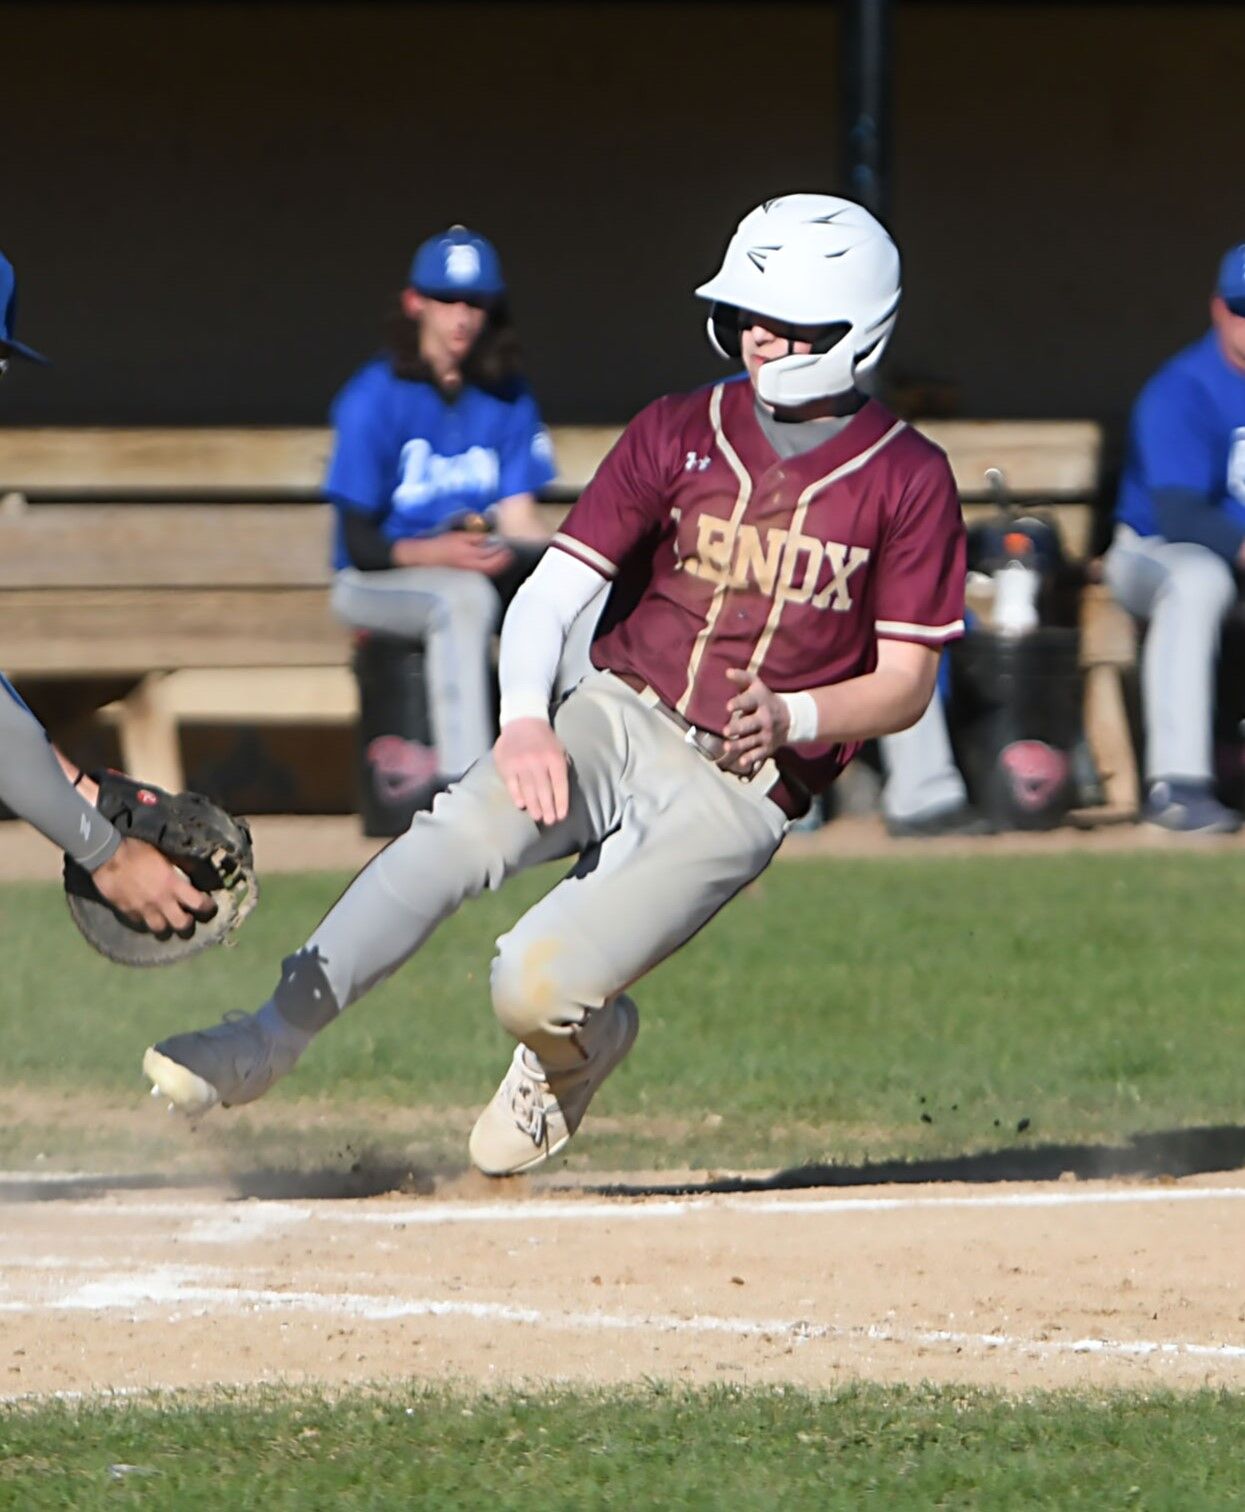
left=145, top=194, right=967, bottom=1175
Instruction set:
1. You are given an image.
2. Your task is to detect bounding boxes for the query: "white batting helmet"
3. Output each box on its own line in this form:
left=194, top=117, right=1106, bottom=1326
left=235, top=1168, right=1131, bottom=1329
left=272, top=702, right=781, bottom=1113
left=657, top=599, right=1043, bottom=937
left=695, top=193, right=901, bottom=406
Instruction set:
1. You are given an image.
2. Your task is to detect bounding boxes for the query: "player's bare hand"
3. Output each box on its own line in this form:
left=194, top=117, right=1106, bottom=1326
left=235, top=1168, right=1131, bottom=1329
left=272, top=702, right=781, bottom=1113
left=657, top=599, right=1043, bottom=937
left=391, top=533, right=515, bottom=576
left=494, top=718, right=570, bottom=826
left=92, top=838, right=215, bottom=935
left=437, top=532, right=515, bottom=577
left=721, top=668, right=791, bottom=774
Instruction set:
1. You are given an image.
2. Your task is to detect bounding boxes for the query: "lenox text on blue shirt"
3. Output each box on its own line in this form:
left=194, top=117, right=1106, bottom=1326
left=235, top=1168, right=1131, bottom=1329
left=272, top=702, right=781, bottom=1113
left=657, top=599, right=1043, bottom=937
left=325, top=358, right=557, bottom=567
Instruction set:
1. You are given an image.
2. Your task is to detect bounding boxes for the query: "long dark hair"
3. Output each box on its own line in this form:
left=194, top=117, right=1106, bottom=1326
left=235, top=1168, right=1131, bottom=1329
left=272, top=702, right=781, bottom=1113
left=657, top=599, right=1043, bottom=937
left=383, top=295, right=524, bottom=398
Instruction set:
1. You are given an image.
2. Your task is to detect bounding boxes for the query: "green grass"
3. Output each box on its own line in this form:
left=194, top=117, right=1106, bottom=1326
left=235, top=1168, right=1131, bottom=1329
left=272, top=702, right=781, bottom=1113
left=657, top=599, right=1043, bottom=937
left=4, top=1382, right=1245, bottom=1509
left=2, top=853, right=1245, bottom=1173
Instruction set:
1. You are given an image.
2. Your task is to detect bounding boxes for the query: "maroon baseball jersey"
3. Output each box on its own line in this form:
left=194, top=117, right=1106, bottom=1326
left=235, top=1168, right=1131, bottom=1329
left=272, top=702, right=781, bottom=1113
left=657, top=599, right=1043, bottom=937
left=552, top=377, right=966, bottom=793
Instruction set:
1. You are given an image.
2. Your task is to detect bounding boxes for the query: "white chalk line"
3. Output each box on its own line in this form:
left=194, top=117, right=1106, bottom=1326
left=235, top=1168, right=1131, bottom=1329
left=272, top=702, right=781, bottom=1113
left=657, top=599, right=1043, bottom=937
left=6, top=1185, right=1245, bottom=1378
left=1, top=1259, right=1243, bottom=1370
left=6, top=1183, right=1245, bottom=1235
left=0, top=1383, right=155, bottom=1407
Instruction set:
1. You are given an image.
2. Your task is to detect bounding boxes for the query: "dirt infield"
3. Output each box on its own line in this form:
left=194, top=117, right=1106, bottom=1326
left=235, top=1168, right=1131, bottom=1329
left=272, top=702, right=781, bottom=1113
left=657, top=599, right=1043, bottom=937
left=5, top=814, right=1245, bottom=1404
left=4, top=1163, right=1245, bottom=1400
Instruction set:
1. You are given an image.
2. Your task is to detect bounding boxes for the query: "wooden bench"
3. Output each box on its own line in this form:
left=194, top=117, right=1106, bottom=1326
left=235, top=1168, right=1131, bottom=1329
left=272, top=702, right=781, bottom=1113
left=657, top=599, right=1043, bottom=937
left=1077, top=578, right=1140, bottom=814
left=0, top=420, right=1115, bottom=804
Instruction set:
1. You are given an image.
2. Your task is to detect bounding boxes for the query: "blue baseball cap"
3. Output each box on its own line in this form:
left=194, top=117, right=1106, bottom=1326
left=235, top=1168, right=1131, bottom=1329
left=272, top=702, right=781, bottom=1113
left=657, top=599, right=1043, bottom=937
left=0, top=251, right=48, bottom=363
left=409, top=226, right=504, bottom=303
left=1217, top=243, right=1245, bottom=316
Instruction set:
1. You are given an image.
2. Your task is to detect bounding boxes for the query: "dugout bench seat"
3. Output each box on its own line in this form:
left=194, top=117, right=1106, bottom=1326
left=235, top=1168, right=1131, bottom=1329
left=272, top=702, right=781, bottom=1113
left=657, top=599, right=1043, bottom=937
left=0, top=420, right=1126, bottom=809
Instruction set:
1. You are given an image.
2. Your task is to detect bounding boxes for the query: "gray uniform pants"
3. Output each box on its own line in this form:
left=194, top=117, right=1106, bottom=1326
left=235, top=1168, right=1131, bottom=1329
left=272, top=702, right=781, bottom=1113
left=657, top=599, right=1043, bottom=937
left=878, top=691, right=966, bottom=822
left=1103, top=525, right=1238, bottom=784
left=272, top=671, right=788, bottom=1072
left=331, top=564, right=601, bottom=779
left=331, top=566, right=506, bottom=780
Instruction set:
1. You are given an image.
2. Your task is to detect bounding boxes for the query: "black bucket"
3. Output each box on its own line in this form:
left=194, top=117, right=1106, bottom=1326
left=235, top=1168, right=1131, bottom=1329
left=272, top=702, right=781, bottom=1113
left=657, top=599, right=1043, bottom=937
left=351, top=632, right=441, bottom=838
left=949, top=628, right=1084, bottom=830
left=1212, top=610, right=1245, bottom=808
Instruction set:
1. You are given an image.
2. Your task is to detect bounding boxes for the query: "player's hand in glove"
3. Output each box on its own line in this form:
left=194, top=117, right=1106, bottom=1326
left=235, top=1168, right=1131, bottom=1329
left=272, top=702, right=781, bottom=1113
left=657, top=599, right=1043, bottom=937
left=63, top=772, right=259, bottom=967
left=722, top=668, right=792, bottom=775
left=92, top=837, right=213, bottom=935
left=494, top=717, right=570, bottom=826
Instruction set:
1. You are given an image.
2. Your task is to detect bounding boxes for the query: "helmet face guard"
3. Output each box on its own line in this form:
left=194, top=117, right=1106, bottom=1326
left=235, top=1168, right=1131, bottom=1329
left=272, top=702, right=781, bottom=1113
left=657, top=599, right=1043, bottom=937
left=707, top=305, right=851, bottom=363
left=695, top=194, right=901, bottom=405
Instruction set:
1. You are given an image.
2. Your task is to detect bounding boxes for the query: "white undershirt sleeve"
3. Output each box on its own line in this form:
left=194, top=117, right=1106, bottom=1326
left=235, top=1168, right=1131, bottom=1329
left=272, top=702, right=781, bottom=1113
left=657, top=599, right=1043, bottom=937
left=498, top=548, right=609, bottom=726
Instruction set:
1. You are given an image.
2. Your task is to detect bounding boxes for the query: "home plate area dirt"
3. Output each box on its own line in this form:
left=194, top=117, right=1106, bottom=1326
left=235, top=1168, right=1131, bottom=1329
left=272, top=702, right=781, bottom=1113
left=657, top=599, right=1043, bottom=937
left=4, top=1169, right=1245, bottom=1400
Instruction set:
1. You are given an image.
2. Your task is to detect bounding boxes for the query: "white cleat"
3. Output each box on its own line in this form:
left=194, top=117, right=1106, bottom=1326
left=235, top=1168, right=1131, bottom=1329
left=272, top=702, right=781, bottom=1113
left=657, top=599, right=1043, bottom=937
left=142, top=1046, right=223, bottom=1117
left=148, top=1080, right=191, bottom=1117
left=468, top=994, right=639, bottom=1177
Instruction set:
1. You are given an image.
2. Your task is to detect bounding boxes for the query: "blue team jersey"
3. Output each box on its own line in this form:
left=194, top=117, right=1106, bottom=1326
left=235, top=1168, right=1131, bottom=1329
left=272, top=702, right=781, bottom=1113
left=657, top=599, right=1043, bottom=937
left=1116, top=330, right=1245, bottom=537
left=325, top=359, right=558, bottom=569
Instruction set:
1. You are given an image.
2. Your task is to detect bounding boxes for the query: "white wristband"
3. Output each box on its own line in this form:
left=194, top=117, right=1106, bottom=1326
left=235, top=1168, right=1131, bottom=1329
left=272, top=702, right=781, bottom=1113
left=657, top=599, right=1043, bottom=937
left=499, top=690, right=554, bottom=727
left=779, top=690, right=819, bottom=745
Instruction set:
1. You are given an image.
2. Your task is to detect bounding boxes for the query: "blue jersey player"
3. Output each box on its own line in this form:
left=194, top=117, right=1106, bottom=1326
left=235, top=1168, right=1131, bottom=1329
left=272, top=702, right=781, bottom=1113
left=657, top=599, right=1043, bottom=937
left=0, top=251, right=210, bottom=931
left=1105, top=244, right=1245, bottom=833
left=327, top=227, right=586, bottom=791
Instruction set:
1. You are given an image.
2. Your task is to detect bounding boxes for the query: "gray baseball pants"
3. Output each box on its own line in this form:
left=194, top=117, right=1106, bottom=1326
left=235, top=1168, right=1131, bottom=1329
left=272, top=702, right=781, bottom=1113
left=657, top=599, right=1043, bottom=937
left=879, top=691, right=966, bottom=822
left=331, top=564, right=601, bottom=779
left=271, top=671, right=789, bottom=1072
left=1103, top=525, right=1238, bottom=783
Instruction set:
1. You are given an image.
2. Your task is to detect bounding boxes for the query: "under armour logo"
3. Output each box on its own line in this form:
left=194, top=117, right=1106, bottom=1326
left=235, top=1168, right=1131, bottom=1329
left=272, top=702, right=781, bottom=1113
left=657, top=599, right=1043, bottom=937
left=79, top=813, right=92, bottom=841
left=684, top=451, right=711, bottom=472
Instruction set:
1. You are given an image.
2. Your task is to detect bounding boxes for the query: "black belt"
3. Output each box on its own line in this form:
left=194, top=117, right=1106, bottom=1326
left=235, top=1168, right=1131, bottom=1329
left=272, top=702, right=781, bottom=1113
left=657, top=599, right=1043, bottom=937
left=612, top=670, right=810, bottom=822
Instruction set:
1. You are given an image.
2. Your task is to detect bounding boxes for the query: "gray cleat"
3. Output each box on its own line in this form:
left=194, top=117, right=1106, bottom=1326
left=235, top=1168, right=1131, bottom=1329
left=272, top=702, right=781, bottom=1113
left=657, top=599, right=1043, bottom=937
left=142, top=1011, right=303, bottom=1116
left=1142, top=780, right=1242, bottom=835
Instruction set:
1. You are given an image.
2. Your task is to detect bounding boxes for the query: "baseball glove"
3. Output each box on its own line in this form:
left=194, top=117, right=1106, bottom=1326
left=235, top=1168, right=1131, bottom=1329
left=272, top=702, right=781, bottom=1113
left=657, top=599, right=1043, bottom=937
left=63, top=772, right=258, bottom=967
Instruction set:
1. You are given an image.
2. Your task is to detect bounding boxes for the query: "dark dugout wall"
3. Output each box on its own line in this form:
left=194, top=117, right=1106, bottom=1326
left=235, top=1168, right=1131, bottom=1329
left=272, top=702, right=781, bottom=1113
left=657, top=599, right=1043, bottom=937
left=3, top=1, right=1242, bottom=430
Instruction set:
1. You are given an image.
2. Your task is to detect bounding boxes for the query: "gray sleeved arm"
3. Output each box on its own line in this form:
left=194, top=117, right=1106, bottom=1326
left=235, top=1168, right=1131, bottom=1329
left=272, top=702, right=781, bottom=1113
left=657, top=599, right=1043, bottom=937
left=0, top=679, right=121, bottom=870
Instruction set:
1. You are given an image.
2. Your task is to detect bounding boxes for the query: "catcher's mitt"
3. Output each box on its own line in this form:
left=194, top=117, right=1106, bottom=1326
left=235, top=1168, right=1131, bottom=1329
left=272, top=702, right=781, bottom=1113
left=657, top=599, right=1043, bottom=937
left=64, top=773, right=258, bottom=967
